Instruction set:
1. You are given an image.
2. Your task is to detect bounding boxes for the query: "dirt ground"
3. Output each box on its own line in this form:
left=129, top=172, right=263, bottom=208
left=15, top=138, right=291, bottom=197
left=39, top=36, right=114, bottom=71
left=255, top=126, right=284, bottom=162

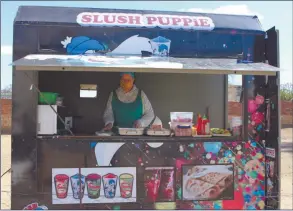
left=1, top=130, right=293, bottom=209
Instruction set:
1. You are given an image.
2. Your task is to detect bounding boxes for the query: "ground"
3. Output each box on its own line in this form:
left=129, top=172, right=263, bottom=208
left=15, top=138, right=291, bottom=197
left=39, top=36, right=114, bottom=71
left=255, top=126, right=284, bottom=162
left=1, top=130, right=293, bottom=209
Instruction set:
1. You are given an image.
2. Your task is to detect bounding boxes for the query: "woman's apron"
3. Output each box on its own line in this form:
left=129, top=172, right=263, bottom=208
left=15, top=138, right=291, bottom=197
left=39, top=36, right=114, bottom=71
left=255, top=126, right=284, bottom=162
left=92, top=90, right=144, bottom=166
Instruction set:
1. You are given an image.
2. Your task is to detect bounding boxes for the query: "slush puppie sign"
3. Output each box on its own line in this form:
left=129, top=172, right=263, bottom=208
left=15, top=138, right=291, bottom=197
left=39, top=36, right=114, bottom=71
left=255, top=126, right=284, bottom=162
left=76, top=12, right=215, bottom=30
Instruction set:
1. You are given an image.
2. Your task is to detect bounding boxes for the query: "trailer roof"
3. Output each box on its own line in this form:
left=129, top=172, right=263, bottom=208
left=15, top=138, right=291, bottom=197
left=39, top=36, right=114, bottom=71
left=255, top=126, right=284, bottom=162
left=14, top=6, right=264, bottom=32
left=12, top=54, right=279, bottom=76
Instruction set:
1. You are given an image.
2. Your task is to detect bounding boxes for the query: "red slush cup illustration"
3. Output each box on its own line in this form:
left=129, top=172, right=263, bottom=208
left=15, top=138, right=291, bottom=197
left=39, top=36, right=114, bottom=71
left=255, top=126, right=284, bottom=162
left=54, top=174, right=69, bottom=199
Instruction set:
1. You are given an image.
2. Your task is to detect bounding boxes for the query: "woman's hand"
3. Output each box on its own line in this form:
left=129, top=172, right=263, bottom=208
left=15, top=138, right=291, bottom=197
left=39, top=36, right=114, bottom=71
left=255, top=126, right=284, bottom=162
left=104, top=123, right=113, bottom=131
left=133, top=121, right=142, bottom=128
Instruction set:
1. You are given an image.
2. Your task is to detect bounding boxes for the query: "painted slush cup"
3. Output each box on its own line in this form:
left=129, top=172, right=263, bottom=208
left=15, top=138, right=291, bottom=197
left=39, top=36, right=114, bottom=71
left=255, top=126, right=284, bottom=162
left=54, top=174, right=69, bottom=199
left=86, top=174, right=101, bottom=199
left=103, top=173, right=118, bottom=198
left=119, top=173, right=134, bottom=198
left=70, top=174, right=86, bottom=199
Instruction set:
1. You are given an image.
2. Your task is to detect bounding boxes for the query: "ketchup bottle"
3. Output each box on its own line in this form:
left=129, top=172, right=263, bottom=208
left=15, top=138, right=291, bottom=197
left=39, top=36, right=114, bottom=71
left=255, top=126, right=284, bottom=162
left=197, top=114, right=202, bottom=135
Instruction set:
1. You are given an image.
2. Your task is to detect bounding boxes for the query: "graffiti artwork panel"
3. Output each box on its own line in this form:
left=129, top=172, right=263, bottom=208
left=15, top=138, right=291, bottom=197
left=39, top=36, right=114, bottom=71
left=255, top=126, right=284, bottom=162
left=49, top=140, right=266, bottom=209
left=52, top=167, right=136, bottom=204
left=172, top=141, right=265, bottom=210
left=182, top=164, right=234, bottom=201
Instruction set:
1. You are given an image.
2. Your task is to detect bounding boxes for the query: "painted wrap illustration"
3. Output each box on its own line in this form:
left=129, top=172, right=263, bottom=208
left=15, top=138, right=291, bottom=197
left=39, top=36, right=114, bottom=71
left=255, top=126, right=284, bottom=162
left=182, top=165, right=233, bottom=201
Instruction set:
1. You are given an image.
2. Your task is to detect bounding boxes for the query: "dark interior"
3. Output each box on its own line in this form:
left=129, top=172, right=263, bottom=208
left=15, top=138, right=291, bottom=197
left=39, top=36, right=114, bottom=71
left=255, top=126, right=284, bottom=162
left=38, top=72, right=226, bottom=134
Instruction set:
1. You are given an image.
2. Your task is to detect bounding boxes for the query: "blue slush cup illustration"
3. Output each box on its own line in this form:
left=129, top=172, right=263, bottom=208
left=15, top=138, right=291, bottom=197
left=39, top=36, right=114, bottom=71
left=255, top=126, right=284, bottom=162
left=102, top=173, right=118, bottom=198
left=150, top=36, right=171, bottom=56
left=70, top=174, right=86, bottom=199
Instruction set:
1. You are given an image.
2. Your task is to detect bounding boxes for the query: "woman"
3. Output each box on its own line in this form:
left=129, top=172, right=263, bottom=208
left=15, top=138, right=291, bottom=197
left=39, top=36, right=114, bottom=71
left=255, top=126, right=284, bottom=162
left=103, top=72, right=155, bottom=130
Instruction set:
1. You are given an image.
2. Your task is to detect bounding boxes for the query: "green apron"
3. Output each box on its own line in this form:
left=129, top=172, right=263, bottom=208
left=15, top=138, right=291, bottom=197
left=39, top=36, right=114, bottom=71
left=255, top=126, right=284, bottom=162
left=112, top=89, right=143, bottom=128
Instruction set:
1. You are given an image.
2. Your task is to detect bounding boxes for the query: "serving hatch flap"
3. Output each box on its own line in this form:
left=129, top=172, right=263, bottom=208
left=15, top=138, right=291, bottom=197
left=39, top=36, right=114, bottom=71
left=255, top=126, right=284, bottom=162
left=12, top=54, right=280, bottom=76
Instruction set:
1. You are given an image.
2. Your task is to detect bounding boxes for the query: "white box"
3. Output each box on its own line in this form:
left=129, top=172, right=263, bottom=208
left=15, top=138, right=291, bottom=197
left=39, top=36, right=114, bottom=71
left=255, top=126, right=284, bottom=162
left=37, top=105, right=58, bottom=135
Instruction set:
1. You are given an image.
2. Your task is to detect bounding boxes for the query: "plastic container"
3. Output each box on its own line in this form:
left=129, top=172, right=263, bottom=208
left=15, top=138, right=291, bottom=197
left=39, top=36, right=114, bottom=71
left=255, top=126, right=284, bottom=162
left=232, top=126, right=242, bottom=137
left=147, top=129, right=171, bottom=136
left=118, top=128, right=144, bottom=136
left=39, top=92, right=58, bottom=105
left=174, top=125, right=192, bottom=137
left=170, top=122, right=193, bottom=131
left=230, top=117, right=242, bottom=136
left=170, top=112, right=193, bottom=123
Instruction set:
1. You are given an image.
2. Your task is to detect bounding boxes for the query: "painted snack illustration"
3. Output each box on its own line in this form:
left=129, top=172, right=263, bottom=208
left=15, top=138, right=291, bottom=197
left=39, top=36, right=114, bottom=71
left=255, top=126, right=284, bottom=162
left=119, top=173, right=134, bottom=198
left=86, top=174, right=101, bottom=199
left=197, top=172, right=233, bottom=189
left=159, top=168, right=175, bottom=201
left=144, top=167, right=162, bottom=202
left=70, top=174, right=86, bottom=199
left=103, top=173, right=118, bottom=198
left=187, top=166, right=207, bottom=176
left=184, top=178, right=221, bottom=199
left=183, top=165, right=234, bottom=200
left=54, top=174, right=69, bottom=199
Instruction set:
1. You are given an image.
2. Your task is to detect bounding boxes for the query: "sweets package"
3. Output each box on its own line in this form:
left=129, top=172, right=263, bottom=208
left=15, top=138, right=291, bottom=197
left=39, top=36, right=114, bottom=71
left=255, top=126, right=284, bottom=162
left=144, top=167, right=175, bottom=202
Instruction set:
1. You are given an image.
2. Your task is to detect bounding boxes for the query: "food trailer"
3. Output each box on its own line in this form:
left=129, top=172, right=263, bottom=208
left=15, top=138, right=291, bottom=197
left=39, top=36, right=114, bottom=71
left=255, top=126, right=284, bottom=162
left=11, top=6, right=281, bottom=210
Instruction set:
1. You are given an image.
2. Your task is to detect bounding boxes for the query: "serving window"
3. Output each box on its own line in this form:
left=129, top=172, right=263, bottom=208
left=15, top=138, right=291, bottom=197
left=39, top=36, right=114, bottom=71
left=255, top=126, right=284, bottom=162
left=227, top=74, right=243, bottom=137
left=80, top=84, right=98, bottom=98
left=12, top=55, right=279, bottom=136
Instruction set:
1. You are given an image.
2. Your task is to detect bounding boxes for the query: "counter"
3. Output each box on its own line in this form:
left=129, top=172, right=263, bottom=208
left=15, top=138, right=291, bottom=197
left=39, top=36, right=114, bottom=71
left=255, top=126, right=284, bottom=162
left=34, top=135, right=265, bottom=210
left=37, top=135, right=237, bottom=142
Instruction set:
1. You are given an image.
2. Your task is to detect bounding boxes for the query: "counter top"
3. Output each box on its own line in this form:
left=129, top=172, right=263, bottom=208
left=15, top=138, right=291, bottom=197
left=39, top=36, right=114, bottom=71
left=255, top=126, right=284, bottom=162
left=37, top=135, right=239, bottom=142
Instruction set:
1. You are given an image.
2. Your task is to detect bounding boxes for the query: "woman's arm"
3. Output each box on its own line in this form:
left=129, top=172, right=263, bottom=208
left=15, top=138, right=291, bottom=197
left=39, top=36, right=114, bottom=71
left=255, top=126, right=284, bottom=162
left=138, top=91, right=155, bottom=127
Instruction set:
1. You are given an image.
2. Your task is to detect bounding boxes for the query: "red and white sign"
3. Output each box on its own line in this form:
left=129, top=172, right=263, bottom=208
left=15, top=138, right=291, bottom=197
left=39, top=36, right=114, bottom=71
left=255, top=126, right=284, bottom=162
left=266, top=147, right=276, bottom=158
left=76, top=12, right=215, bottom=31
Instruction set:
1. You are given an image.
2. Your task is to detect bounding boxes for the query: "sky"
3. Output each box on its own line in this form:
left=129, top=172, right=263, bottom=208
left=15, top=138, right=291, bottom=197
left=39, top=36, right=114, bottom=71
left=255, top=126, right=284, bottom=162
left=1, top=1, right=292, bottom=89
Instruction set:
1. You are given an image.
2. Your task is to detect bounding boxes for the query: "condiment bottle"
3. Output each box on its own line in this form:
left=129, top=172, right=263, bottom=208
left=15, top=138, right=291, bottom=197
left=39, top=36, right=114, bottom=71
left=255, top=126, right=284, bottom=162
left=202, top=115, right=208, bottom=135
left=196, top=114, right=202, bottom=135
left=205, top=117, right=210, bottom=135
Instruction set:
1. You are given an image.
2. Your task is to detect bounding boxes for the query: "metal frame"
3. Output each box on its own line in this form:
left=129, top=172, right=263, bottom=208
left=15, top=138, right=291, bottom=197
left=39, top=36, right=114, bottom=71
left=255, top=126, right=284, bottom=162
left=276, top=29, right=281, bottom=210
left=14, top=65, right=278, bottom=76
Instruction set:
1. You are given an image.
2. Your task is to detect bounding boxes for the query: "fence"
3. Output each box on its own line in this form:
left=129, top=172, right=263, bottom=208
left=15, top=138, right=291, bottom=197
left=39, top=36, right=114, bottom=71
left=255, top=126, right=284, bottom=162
left=1, top=99, right=12, bottom=134
left=1, top=91, right=12, bottom=99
